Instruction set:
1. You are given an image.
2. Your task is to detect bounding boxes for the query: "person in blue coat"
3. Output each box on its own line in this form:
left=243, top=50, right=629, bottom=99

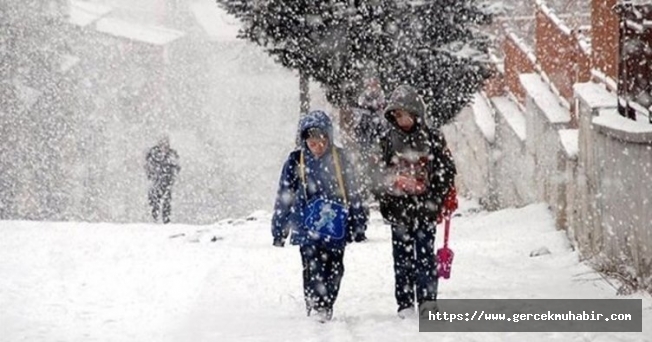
left=272, top=110, right=367, bottom=323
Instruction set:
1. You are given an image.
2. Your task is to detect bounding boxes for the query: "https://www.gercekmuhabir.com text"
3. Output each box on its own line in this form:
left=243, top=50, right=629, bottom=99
left=428, top=310, right=633, bottom=323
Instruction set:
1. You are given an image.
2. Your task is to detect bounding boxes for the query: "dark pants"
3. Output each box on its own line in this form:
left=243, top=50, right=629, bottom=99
left=149, top=184, right=172, bottom=224
left=300, top=245, right=345, bottom=312
left=391, top=219, right=438, bottom=310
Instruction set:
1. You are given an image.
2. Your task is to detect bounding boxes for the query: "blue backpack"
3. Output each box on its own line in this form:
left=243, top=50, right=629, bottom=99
left=299, top=148, right=349, bottom=243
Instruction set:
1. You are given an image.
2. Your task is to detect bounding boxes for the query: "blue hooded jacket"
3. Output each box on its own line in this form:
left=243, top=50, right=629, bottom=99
left=272, top=110, right=367, bottom=249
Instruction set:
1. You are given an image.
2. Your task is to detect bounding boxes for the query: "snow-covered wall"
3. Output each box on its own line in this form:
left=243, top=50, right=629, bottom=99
left=445, top=79, right=575, bottom=223
left=443, top=89, right=542, bottom=212
left=446, top=78, right=652, bottom=289
left=591, top=111, right=652, bottom=283
left=575, top=82, right=652, bottom=284
left=491, top=96, right=537, bottom=209
left=573, top=82, right=617, bottom=255
left=520, top=73, right=577, bottom=231
left=443, top=104, right=495, bottom=209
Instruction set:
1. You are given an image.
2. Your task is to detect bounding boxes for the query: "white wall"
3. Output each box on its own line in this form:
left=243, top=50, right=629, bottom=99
left=492, top=96, right=536, bottom=208
left=443, top=106, right=495, bottom=208
left=582, top=92, right=652, bottom=283
left=445, top=78, right=652, bottom=289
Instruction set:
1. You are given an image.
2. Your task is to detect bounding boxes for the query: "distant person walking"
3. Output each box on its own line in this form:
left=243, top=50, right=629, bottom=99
left=145, top=136, right=181, bottom=224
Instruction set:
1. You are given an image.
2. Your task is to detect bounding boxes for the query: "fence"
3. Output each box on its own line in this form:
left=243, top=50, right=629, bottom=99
left=616, top=2, right=652, bottom=122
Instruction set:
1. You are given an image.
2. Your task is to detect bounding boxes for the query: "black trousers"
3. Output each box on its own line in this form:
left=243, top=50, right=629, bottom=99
left=149, top=185, right=172, bottom=223
left=300, top=244, right=345, bottom=312
left=391, top=219, right=438, bottom=310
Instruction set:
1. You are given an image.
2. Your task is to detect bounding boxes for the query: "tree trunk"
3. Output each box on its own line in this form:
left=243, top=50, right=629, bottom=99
left=299, top=70, right=310, bottom=117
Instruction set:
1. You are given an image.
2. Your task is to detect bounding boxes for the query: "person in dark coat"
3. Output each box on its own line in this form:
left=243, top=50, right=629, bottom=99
left=271, top=110, right=368, bottom=323
left=377, top=85, right=458, bottom=319
left=145, top=136, right=181, bottom=224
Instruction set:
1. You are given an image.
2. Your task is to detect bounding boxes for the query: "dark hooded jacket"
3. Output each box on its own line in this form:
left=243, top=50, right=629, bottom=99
left=146, top=142, right=181, bottom=187
left=377, top=85, right=456, bottom=226
left=271, top=110, right=367, bottom=248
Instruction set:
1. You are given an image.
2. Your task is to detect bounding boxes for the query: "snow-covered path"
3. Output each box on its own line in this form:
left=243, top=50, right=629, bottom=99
left=2, top=200, right=649, bottom=341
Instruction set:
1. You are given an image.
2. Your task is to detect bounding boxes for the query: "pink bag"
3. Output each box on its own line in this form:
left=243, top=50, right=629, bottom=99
left=436, top=216, right=454, bottom=279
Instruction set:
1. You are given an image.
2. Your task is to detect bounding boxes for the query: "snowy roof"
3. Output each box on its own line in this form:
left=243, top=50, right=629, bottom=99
left=593, top=108, right=652, bottom=143
left=471, top=93, right=496, bottom=143
left=573, top=82, right=618, bottom=110
left=491, top=96, right=526, bottom=141
left=558, top=129, right=579, bottom=159
left=519, top=73, right=571, bottom=125
left=68, top=0, right=112, bottom=27
left=95, top=18, right=185, bottom=46
left=190, top=1, right=241, bottom=42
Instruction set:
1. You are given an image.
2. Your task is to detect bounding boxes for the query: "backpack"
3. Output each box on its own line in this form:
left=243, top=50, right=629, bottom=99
left=383, top=129, right=437, bottom=196
left=298, top=148, right=349, bottom=242
left=391, top=151, right=431, bottom=195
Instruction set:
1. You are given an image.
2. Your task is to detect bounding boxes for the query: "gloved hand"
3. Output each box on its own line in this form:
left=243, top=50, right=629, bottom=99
left=273, top=238, right=285, bottom=247
left=437, top=186, right=458, bottom=224
left=394, top=175, right=427, bottom=195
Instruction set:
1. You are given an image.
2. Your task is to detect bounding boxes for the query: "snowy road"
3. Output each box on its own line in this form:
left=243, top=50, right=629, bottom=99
left=1, top=200, right=649, bottom=341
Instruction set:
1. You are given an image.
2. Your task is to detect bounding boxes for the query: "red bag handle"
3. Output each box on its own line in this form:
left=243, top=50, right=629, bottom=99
left=443, top=214, right=451, bottom=248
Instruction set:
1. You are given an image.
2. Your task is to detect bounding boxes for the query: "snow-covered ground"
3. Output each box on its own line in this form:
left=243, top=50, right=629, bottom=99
left=1, top=199, right=650, bottom=341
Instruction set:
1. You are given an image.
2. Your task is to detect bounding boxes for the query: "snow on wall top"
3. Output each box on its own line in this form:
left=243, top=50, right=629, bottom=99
left=593, top=108, right=652, bottom=143
left=519, top=73, right=571, bottom=125
left=69, top=0, right=113, bottom=27
left=94, top=17, right=185, bottom=45
left=558, top=128, right=579, bottom=159
left=491, top=96, right=527, bottom=142
left=472, top=92, right=497, bottom=143
left=536, top=0, right=572, bottom=35
left=574, top=82, right=618, bottom=110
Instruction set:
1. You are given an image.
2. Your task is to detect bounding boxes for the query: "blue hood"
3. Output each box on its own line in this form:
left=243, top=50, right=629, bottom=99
left=273, top=109, right=368, bottom=248
left=297, top=110, right=334, bottom=148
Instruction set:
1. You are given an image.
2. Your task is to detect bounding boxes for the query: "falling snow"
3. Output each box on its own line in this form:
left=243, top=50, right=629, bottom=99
left=1, top=0, right=651, bottom=341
